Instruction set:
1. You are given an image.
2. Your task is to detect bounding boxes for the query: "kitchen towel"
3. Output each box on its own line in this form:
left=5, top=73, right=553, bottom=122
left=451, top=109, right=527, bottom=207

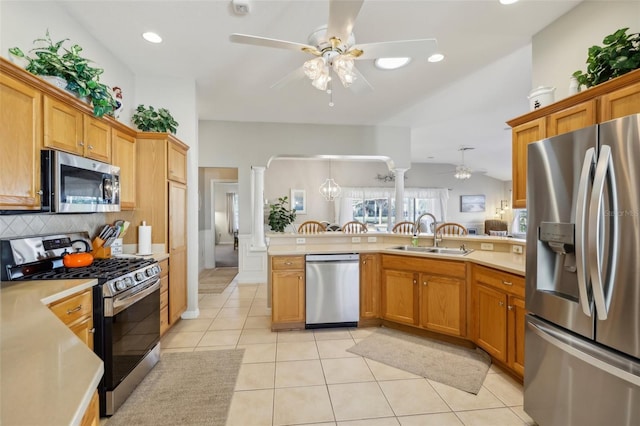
left=137, top=222, right=152, bottom=255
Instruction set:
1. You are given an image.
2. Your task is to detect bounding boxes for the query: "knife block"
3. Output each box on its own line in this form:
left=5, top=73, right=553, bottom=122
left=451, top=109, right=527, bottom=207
left=92, top=237, right=111, bottom=259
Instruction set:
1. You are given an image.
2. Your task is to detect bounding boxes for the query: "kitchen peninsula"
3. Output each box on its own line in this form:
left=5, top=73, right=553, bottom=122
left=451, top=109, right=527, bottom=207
left=267, top=232, right=526, bottom=378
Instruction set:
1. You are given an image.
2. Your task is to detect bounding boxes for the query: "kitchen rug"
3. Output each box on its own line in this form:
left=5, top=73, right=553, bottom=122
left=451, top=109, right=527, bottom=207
left=347, top=327, right=491, bottom=394
left=106, top=349, right=244, bottom=426
left=198, top=267, right=238, bottom=294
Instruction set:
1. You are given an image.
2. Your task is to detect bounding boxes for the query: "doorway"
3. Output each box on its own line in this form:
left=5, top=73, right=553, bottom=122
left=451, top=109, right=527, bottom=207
left=199, top=167, right=239, bottom=271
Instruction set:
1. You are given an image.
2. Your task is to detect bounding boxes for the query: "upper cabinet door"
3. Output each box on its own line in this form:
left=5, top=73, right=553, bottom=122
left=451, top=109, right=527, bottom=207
left=547, top=100, right=596, bottom=137
left=0, top=73, right=43, bottom=210
left=511, top=118, right=546, bottom=209
left=600, top=81, right=640, bottom=122
left=44, top=95, right=83, bottom=155
left=83, top=115, right=111, bottom=162
left=167, top=139, right=187, bottom=183
left=112, top=130, right=136, bottom=209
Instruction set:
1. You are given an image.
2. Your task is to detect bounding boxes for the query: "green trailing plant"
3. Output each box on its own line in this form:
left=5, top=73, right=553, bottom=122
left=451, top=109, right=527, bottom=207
left=573, top=28, right=640, bottom=89
left=9, top=30, right=118, bottom=118
left=131, top=104, right=179, bottom=134
left=268, top=196, right=296, bottom=233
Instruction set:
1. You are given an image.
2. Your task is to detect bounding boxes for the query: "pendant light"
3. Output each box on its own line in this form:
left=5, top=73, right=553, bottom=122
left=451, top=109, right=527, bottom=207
left=454, top=146, right=474, bottom=180
left=319, top=160, right=341, bottom=201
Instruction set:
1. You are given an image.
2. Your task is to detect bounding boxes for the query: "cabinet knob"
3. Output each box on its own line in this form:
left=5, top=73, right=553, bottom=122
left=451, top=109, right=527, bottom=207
left=413, top=279, right=417, bottom=285
left=362, top=260, right=367, bottom=265
left=423, top=281, right=428, bottom=286
left=502, top=280, right=513, bottom=286
left=37, top=190, right=43, bottom=196
left=508, top=305, right=514, bottom=311
left=499, top=301, right=505, bottom=307
left=88, top=144, right=94, bottom=150
left=285, top=262, right=292, bottom=265
left=89, top=328, right=96, bottom=334
left=78, top=141, right=84, bottom=147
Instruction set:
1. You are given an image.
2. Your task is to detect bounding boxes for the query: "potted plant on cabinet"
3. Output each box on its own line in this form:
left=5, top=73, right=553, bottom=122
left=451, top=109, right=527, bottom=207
left=9, top=30, right=118, bottom=118
left=131, top=104, right=179, bottom=134
left=268, top=196, right=296, bottom=233
left=572, top=27, right=640, bottom=89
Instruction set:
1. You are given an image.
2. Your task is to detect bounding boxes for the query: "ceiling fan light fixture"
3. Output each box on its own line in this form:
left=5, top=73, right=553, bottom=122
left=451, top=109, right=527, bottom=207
left=303, top=57, right=326, bottom=80
left=374, top=57, right=411, bottom=70
left=428, top=53, right=444, bottom=63
left=332, top=56, right=356, bottom=87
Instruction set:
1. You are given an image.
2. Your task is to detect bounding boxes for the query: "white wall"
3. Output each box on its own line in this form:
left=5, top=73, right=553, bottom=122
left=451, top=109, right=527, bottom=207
left=198, top=120, right=412, bottom=234
left=532, top=1, right=640, bottom=101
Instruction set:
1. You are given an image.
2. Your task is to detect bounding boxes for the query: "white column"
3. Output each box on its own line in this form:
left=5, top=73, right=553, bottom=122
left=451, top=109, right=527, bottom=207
left=252, top=166, right=266, bottom=249
left=393, top=168, right=408, bottom=226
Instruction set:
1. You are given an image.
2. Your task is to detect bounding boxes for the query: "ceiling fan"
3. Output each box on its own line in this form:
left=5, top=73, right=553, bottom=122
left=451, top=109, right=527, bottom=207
left=229, top=0, right=440, bottom=102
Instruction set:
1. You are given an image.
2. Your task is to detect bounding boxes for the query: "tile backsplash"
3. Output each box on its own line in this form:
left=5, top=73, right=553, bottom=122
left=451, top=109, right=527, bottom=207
left=0, top=213, right=109, bottom=240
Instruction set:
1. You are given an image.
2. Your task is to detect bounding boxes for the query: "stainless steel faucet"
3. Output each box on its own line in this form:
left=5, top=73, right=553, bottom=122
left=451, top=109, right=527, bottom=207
left=414, top=212, right=439, bottom=248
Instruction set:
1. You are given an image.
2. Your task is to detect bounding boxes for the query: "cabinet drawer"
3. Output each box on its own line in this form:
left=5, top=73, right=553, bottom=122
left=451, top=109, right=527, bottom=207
left=160, top=288, right=169, bottom=309
left=473, top=265, right=524, bottom=298
left=159, top=259, right=169, bottom=277
left=272, top=255, right=304, bottom=271
left=49, top=289, right=93, bottom=326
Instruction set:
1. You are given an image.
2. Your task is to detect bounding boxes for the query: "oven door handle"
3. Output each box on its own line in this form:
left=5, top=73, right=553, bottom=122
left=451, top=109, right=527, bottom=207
left=110, top=279, right=160, bottom=316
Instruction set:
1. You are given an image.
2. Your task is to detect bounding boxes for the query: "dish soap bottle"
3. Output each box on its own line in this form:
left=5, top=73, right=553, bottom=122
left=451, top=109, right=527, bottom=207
left=411, top=234, right=419, bottom=247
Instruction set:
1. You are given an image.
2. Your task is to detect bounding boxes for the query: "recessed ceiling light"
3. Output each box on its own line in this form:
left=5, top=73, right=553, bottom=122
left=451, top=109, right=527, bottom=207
left=428, top=53, right=445, bottom=63
left=499, top=0, right=519, bottom=4
left=374, top=57, right=411, bottom=70
left=142, top=32, right=162, bottom=44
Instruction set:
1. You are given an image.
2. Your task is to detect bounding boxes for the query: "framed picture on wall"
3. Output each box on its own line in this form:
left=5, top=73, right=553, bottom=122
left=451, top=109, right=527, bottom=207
left=291, top=189, right=306, bottom=214
left=460, top=195, right=486, bottom=212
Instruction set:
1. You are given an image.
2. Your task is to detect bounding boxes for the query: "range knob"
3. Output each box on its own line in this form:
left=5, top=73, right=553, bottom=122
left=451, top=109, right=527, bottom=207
left=123, top=277, right=134, bottom=287
left=136, top=272, right=145, bottom=281
left=115, top=279, right=127, bottom=291
left=145, top=267, right=155, bottom=277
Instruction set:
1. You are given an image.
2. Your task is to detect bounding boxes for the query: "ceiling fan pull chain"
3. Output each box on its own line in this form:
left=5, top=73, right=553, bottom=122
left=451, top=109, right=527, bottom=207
left=328, top=78, right=334, bottom=107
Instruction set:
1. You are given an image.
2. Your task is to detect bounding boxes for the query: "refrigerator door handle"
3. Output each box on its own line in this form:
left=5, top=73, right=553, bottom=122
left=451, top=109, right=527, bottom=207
left=588, top=144, right=619, bottom=321
left=575, top=147, right=595, bottom=316
left=528, top=319, right=640, bottom=387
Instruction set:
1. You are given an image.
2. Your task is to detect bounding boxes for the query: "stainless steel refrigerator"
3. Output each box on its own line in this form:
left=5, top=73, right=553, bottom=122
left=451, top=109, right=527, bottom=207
left=525, top=113, right=640, bottom=426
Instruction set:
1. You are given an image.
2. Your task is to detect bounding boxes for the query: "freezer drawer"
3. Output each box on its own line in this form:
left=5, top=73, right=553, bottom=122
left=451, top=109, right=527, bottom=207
left=524, top=315, right=640, bottom=426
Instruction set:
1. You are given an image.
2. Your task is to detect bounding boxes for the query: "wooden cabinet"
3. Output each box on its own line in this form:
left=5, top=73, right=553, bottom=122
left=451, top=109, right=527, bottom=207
left=511, top=118, right=546, bottom=209
left=80, top=390, right=100, bottom=426
left=360, top=253, right=380, bottom=321
left=419, top=273, right=465, bottom=337
left=381, top=255, right=466, bottom=336
left=0, top=69, right=43, bottom=210
left=271, top=255, right=305, bottom=329
left=132, top=133, right=189, bottom=329
left=169, top=181, right=187, bottom=324
left=600, top=80, right=640, bottom=121
left=111, top=129, right=136, bottom=209
left=547, top=100, right=596, bottom=137
left=159, top=259, right=170, bottom=336
left=508, top=68, right=640, bottom=208
left=48, top=288, right=94, bottom=349
left=381, top=268, right=418, bottom=325
left=168, top=141, right=187, bottom=184
left=44, top=96, right=111, bottom=162
left=471, top=264, right=525, bottom=376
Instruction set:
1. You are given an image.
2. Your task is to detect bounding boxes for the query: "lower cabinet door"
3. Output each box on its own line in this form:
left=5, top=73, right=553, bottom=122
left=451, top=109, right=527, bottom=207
left=272, top=270, right=305, bottom=324
left=381, top=269, right=418, bottom=325
left=474, top=283, right=507, bottom=362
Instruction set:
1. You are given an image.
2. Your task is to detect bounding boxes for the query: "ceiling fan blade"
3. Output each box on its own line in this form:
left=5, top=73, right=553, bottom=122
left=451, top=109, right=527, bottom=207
left=348, top=65, right=373, bottom=94
left=270, top=66, right=306, bottom=90
left=351, top=38, right=438, bottom=60
left=327, top=0, right=364, bottom=43
left=230, top=33, right=321, bottom=55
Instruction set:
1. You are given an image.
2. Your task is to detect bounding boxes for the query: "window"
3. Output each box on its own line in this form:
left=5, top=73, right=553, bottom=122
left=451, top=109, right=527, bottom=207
left=339, top=187, right=448, bottom=232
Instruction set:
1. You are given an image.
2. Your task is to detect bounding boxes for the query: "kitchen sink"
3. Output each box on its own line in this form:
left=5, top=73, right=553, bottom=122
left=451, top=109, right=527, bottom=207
left=388, top=245, right=474, bottom=256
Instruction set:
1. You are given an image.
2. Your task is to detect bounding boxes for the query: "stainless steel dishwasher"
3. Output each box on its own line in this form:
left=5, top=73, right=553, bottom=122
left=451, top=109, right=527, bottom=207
left=305, top=253, right=360, bottom=329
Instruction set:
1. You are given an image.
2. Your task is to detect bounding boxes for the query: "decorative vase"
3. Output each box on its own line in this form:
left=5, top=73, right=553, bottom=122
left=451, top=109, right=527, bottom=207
left=527, top=86, right=556, bottom=110
left=41, top=75, right=68, bottom=91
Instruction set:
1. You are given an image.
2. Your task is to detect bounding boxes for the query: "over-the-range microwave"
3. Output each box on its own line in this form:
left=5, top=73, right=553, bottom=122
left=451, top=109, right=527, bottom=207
left=41, top=150, right=121, bottom=213
left=1, top=150, right=121, bottom=214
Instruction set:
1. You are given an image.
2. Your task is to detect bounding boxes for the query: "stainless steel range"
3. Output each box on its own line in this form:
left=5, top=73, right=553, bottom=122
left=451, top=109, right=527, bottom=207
left=1, top=232, right=161, bottom=417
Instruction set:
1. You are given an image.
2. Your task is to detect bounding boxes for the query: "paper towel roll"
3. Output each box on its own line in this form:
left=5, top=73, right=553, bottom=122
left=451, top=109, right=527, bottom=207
left=137, top=222, right=152, bottom=255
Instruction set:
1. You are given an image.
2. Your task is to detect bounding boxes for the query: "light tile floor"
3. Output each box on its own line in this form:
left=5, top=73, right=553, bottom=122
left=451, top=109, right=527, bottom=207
left=161, top=281, right=537, bottom=426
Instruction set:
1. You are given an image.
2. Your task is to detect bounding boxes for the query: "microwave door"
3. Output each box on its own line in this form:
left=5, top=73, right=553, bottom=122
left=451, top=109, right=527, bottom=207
left=525, top=126, right=597, bottom=339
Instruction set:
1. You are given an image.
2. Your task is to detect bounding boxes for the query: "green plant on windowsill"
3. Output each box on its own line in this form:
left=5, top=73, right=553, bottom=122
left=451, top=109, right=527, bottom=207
left=131, top=104, right=179, bottom=134
left=572, top=27, right=640, bottom=89
left=9, top=30, right=118, bottom=118
left=268, top=196, right=296, bottom=233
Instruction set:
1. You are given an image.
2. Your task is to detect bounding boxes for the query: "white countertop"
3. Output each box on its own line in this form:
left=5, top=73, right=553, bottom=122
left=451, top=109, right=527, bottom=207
left=268, top=242, right=526, bottom=275
left=1, top=279, right=104, bottom=426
